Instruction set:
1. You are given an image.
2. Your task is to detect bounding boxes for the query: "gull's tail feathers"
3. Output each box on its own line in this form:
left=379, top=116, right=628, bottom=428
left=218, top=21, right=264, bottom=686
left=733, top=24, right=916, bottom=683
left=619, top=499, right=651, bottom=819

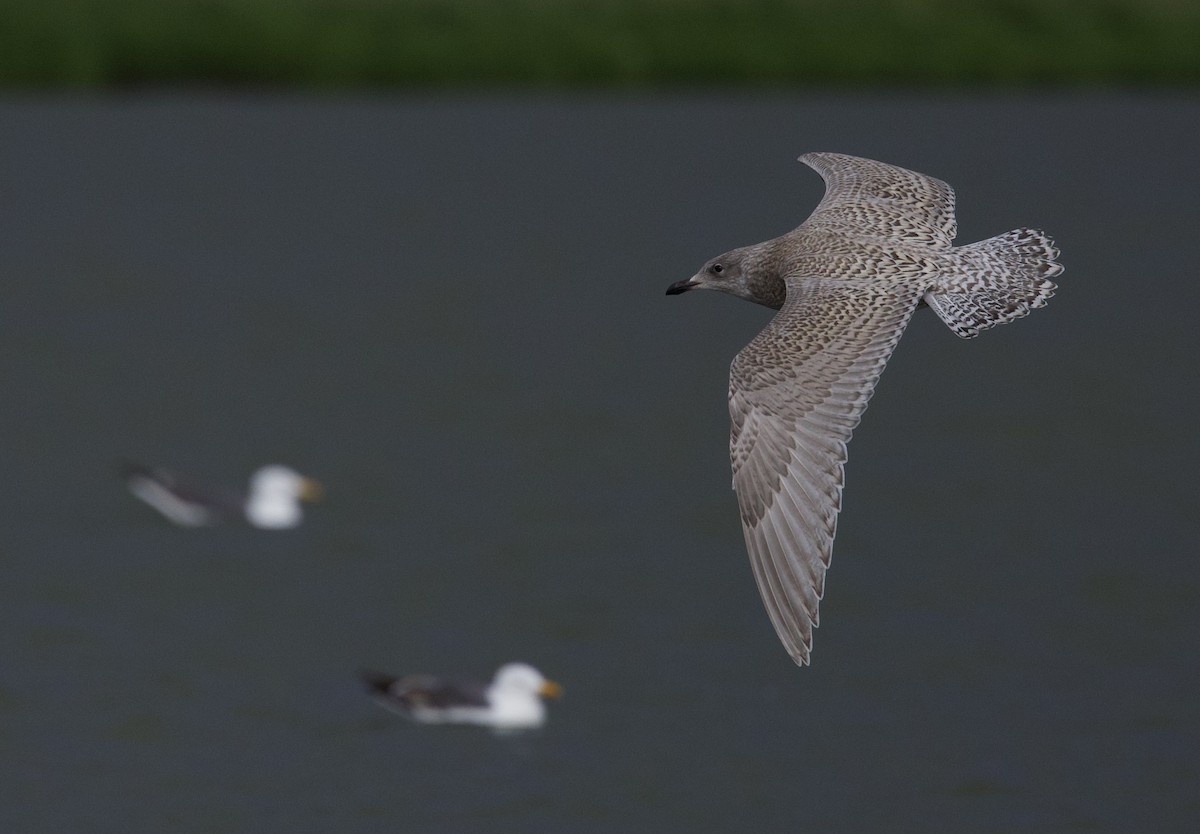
left=926, top=228, right=1061, bottom=339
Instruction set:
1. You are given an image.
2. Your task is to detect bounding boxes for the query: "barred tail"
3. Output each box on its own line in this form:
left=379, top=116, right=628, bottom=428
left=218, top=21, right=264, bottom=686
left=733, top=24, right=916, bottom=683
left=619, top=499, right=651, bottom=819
left=925, top=228, right=1061, bottom=339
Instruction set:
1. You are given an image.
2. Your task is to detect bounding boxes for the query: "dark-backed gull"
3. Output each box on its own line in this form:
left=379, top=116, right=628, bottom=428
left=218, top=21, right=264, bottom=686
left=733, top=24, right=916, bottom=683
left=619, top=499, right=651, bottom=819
left=121, top=462, right=322, bottom=529
left=361, top=663, right=562, bottom=730
left=666, top=152, right=1061, bottom=665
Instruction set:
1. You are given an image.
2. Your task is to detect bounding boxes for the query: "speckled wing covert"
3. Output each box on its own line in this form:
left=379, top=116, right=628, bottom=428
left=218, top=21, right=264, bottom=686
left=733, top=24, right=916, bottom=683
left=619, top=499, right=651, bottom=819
left=798, top=151, right=957, bottom=247
left=729, top=153, right=959, bottom=665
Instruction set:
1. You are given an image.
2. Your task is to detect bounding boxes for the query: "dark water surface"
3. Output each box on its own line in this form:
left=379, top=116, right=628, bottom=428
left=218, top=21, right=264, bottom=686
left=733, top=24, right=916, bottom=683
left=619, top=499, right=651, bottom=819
left=1, top=94, right=1196, bottom=832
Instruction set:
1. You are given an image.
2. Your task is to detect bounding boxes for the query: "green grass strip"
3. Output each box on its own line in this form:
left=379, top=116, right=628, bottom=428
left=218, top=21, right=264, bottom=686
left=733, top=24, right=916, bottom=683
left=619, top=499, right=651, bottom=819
left=2, top=0, right=1198, bottom=87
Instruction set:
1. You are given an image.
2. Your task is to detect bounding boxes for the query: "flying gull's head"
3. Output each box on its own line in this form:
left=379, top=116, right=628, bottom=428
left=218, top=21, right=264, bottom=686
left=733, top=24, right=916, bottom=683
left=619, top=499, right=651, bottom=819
left=667, top=244, right=782, bottom=309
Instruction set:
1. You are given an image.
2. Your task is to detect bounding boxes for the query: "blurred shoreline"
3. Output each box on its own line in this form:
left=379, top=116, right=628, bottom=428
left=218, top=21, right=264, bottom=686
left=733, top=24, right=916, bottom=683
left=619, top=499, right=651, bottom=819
left=2, top=0, right=1198, bottom=88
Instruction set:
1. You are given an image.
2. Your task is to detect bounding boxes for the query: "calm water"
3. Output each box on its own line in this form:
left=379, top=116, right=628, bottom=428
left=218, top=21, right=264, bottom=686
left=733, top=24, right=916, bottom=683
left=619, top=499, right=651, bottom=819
left=1, top=93, right=1197, bottom=832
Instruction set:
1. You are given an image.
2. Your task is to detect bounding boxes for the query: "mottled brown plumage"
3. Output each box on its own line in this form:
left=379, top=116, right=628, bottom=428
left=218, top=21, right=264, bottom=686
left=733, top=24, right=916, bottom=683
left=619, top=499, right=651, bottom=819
left=667, top=152, right=1061, bottom=665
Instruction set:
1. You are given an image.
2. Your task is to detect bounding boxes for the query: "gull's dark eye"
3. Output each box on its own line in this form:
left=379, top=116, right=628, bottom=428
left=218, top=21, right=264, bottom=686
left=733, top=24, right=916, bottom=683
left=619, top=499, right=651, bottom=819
left=712, top=263, right=724, bottom=274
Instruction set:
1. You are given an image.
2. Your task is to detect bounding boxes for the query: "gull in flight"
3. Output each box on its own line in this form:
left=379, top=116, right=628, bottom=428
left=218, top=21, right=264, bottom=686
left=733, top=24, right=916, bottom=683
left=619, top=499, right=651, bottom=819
left=667, top=152, right=1061, bottom=665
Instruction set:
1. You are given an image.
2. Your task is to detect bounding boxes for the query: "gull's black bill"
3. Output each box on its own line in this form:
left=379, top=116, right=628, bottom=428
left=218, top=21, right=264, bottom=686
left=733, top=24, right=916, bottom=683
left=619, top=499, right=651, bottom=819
left=665, top=279, right=698, bottom=295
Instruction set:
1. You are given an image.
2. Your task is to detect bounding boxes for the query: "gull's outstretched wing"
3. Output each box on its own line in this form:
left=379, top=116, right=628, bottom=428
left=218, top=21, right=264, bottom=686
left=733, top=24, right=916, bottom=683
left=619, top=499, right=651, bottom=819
left=729, top=281, right=922, bottom=664
left=798, top=152, right=958, bottom=248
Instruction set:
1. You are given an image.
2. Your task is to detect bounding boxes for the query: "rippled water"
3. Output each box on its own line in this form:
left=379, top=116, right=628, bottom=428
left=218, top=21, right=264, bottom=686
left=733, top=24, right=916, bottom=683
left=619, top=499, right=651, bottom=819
left=1, top=93, right=1196, bottom=832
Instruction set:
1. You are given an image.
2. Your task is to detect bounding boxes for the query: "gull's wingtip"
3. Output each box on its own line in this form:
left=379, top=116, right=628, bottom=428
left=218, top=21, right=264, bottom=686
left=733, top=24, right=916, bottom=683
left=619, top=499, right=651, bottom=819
left=797, top=151, right=833, bottom=167
left=785, top=639, right=813, bottom=667
left=118, top=459, right=156, bottom=481
left=359, top=669, right=397, bottom=695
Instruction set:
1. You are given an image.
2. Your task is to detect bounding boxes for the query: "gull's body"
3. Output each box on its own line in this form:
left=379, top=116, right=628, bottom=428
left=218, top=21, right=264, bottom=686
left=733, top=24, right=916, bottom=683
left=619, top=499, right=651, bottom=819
left=667, top=152, right=1061, bottom=665
left=121, top=463, right=322, bottom=529
left=361, top=663, right=563, bottom=731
